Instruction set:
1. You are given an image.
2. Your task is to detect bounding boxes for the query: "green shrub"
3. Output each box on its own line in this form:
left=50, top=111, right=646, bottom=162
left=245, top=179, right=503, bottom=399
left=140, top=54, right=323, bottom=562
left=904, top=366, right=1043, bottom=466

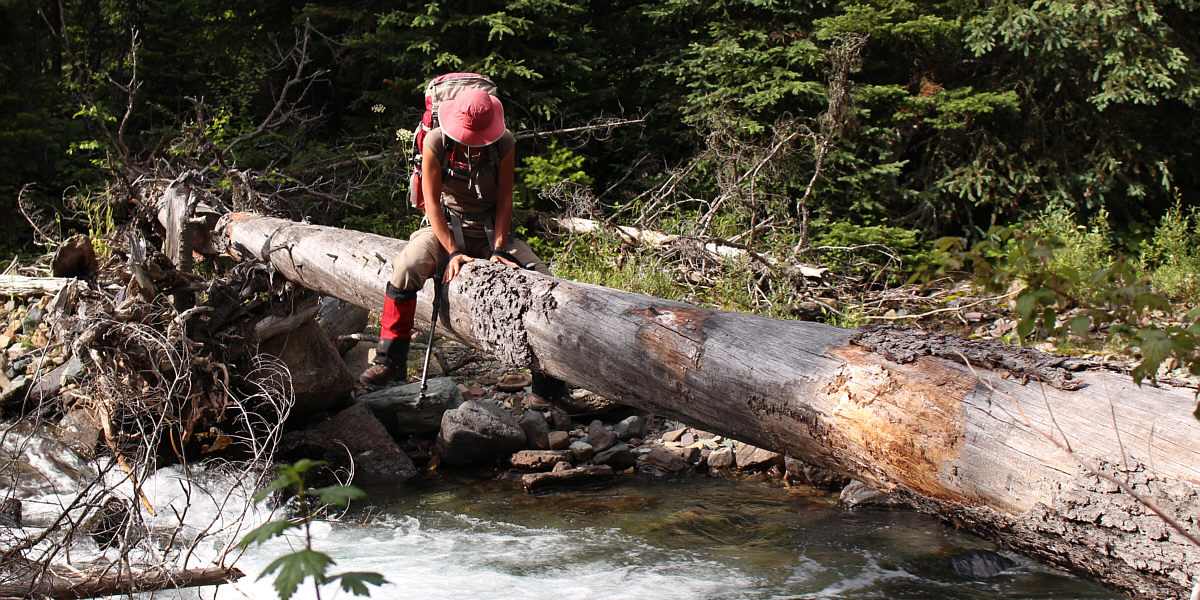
left=811, top=221, right=938, bottom=287
left=1023, top=203, right=1117, bottom=305
left=1140, top=200, right=1200, bottom=302
left=549, top=232, right=679, bottom=301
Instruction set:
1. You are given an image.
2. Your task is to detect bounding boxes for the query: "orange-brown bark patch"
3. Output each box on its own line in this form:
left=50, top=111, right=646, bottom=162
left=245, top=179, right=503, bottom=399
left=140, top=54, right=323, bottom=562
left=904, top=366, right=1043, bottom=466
left=630, top=306, right=711, bottom=381
left=826, top=345, right=974, bottom=502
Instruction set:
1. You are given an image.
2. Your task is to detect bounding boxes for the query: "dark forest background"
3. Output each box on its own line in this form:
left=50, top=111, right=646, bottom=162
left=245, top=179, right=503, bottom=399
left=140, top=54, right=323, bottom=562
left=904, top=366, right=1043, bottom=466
left=3, top=1, right=1199, bottom=317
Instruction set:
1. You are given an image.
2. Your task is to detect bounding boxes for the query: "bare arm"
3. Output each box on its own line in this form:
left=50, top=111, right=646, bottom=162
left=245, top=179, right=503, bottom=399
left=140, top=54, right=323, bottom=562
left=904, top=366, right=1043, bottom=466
left=422, top=145, right=473, bottom=280
left=490, top=145, right=519, bottom=268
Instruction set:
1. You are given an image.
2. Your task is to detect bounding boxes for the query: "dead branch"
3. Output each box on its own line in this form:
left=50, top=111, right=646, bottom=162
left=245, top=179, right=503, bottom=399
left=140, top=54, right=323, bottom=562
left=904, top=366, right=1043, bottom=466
left=0, top=566, right=243, bottom=599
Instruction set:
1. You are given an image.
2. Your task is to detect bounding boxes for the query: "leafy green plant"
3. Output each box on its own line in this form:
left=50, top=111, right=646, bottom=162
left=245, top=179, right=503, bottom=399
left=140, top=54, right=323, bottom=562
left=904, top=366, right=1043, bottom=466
left=1140, top=199, right=1200, bottom=302
left=1023, top=203, right=1117, bottom=305
left=942, top=226, right=1200, bottom=419
left=516, top=140, right=594, bottom=212
left=238, top=459, right=387, bottom=600
left=811, top=221, right=939, bottom=287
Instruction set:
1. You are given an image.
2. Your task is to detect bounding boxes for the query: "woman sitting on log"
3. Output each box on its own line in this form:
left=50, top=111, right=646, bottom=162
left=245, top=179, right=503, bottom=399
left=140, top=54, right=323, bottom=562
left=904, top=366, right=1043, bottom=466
left=360, top=86, right=568, bottom=403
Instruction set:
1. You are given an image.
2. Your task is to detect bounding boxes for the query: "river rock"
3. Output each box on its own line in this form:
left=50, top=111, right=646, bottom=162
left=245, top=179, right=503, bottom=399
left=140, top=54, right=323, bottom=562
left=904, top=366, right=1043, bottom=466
left=592, top=442, right=636, bottom=469
left=358, top=377, right=463, bottom=437
left=784, top=456, right=850, bottom=491
left=0, top=498, right=21, bottom=527
left=547, top=430, right=570, bottom=450
left=57, top=407, right=102, bottom=458
left=548, top=411, right=572, bottom=432
left=90, top=497, right=144, bottom=550
left=521, top=464, right=614, bottom=493
left=732, top=441, right=783, bottom=471
left=707, top=446, right=735, bottom=470
left=554, top=389, right=621, bottom=416
left=568, top=439, right=595, bottom=463
left=839, top=480, right=909, bottom=509
left=670, top=444, right=701, bottom=464
left=277, top=402, right=418, bottom=486
left=614, top=415, right=646, bottom=440
left=0, top=423, right=98, bottom=501
left=0, top=375, right=30, bottom=415
left=661, top=427, right=686, bottom=443
left=642, top=446, right=688, bottom=473
left=518, top=410, right=551, bottom=450
left=510, top=450, right=570, bottom=471
left=260, top=320, right=354, bottom=417
left=587, top=420, right=618, bottom=452
left=436, top=400, right=526, bottom=466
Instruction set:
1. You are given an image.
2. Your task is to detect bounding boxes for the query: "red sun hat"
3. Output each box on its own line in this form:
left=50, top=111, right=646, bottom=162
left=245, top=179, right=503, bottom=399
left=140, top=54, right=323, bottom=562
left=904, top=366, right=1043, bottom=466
left=437, top=87, right=506, bottom=147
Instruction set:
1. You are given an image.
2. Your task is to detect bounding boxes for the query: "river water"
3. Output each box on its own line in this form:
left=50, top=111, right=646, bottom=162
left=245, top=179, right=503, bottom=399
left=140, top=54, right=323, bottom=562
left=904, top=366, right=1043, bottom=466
left=156, top=470, right=1120, bottom=600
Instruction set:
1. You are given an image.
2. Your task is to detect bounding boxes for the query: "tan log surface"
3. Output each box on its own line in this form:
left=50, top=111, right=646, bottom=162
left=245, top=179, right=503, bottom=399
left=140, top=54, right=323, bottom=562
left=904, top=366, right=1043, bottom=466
left=0, top=275, right=84, bottom=297
left=226, top=215, right=1200, bottom=599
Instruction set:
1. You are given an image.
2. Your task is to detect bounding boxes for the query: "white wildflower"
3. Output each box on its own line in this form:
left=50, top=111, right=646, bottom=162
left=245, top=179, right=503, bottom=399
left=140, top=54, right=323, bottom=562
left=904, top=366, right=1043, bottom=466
left=371, top=104, right=386, bottom=114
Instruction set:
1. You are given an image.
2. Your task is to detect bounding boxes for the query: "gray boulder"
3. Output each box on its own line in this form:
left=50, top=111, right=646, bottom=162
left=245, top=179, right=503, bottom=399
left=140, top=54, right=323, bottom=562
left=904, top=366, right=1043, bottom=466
left=614, top=415, right=646, bottom=440
left=587, top=419, right=618, bottom=452
left=260, top=321, right=354, bottom=417
left=568, top=440, right=595, bottom=463
left=435, top=400, right=526, bottom=465
left=518, top=410, right=551, bottom=450
left=278, top=402, right=418, bottom=487
left=592, top=442, right=636, bottom=469
left=358, top=377, right=464, bottom=437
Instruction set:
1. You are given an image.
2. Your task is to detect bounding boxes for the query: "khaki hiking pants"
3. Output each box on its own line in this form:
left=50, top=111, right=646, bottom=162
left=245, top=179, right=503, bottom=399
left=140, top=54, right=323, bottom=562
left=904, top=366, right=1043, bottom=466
left=388, top=225, right=550, bottom=291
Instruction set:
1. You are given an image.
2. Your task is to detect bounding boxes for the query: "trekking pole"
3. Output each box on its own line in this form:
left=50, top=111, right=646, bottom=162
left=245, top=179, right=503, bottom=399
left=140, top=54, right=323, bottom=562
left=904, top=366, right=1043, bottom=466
left=417, top=274, right=445, bottom=400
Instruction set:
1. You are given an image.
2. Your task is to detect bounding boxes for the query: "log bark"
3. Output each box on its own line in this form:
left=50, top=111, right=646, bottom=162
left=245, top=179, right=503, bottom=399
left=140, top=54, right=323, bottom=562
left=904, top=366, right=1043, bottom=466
left=222, top=215, right=1200, bottom=599
left=0, top=275, right=84, bottom=297
left=0, top=566, right=242, bottom=599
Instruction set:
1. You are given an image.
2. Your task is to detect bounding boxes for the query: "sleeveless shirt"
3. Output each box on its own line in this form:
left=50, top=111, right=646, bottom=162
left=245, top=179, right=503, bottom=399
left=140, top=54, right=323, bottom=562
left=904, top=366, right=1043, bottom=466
left=424, top=128, right=515, bottom=215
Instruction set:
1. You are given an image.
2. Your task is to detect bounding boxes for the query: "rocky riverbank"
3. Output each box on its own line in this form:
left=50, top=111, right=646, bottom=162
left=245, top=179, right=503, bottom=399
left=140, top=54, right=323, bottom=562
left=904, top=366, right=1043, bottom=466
left=0, top=279, right=912, bottom=514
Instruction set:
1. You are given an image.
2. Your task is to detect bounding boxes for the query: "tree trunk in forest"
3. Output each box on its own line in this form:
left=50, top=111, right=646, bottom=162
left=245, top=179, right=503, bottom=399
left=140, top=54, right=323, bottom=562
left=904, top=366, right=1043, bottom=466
left=221, top=214, right=1200, bottom=600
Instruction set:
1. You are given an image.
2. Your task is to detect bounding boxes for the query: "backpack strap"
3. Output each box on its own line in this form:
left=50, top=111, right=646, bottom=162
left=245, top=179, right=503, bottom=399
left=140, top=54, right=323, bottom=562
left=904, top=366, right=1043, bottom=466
left=439, top=137, right=503, bottom=201
left=443, top=207, right=496, bottom=259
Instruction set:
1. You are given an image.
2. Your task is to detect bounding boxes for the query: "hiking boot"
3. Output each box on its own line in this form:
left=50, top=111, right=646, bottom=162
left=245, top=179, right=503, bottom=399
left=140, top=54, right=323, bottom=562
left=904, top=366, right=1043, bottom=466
left=360, top=362, right=405, bottom=386
left=361, top=337, right=410, bottom=386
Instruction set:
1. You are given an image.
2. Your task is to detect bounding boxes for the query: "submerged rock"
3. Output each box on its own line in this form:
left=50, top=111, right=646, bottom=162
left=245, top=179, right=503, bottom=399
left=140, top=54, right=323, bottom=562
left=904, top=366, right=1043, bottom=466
left=839, top=480, right=909, bottom=509
left=0, top=498, right=21, bottom=527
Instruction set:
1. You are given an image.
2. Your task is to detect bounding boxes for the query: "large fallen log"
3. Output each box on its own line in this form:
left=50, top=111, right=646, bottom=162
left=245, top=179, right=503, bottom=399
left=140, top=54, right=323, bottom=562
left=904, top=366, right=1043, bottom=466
left=222, top=215, right=1200, bottom=599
